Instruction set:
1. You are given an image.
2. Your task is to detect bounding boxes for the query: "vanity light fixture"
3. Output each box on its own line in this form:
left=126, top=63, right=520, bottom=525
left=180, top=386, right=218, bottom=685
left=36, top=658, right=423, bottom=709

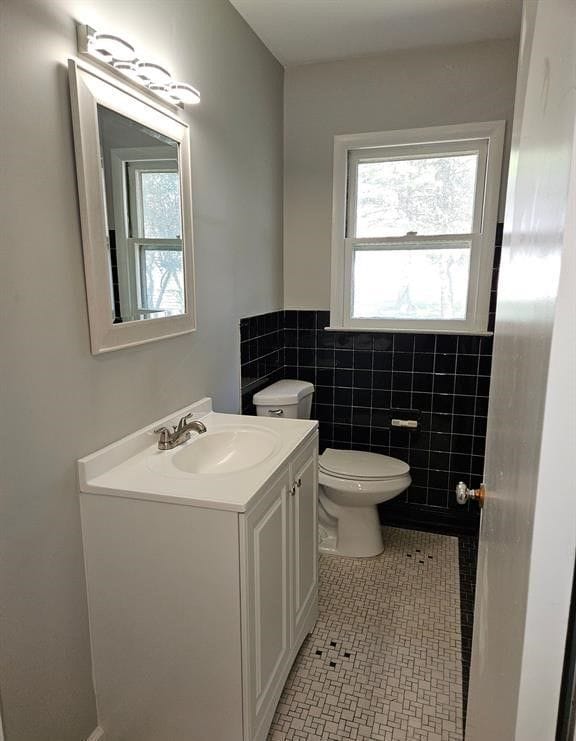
left=77, top=24, right=201, bottom=108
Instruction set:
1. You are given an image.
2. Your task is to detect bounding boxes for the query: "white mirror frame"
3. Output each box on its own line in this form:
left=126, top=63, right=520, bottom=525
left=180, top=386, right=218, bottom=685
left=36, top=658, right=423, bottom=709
left=68, top=58, right=196, bottom=354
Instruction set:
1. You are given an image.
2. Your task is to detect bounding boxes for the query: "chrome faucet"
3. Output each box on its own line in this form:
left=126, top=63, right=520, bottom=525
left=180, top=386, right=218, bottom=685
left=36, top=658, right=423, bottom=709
left=154, top=413, right=207, bottom=451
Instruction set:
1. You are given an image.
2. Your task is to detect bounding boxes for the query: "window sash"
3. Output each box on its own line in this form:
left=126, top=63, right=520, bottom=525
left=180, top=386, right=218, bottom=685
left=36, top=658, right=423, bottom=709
left=346, top=138, right=489, bottom=240
left=342, top=235, right=483, bottom=331
left=125, top=160, right=179, bottom=240
left=128, top=239, right=184, bottom=315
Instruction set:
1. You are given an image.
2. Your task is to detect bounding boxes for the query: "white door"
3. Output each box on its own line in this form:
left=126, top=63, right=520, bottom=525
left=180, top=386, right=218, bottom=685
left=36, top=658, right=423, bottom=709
left=466, top=1, right=576, bottom=739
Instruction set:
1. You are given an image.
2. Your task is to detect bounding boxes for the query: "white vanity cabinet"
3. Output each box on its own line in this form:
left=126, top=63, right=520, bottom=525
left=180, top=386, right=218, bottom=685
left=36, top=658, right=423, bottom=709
left=241, top=437, right=318, bottom=741
left=79, top=411, right=318, bottom=741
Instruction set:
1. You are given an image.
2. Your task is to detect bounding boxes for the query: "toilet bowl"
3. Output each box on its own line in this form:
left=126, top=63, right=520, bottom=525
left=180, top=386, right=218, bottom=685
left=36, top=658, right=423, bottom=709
left=318, top=448, right=411, bottom=557
left=253, top=379, right=411, bottom=558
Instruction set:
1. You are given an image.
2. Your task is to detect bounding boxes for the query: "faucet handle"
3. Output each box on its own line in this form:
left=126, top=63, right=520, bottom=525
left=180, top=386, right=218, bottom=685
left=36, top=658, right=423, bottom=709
left=176, top=412, right=194, bottom=432
left=154, top=426, right=173, bottom=450
left=153, top=425, right=171, bottom=435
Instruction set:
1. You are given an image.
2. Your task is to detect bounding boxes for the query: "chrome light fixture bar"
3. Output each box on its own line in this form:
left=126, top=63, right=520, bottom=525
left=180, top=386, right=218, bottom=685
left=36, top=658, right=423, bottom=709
left=77, top=24, right=201, bottom=109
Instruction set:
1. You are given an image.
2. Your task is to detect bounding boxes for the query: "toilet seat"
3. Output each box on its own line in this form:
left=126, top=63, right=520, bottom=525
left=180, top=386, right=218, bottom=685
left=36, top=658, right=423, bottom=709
left=318, top=470, right=411, bottom=497
left=319, top=448, right=410, bottom=482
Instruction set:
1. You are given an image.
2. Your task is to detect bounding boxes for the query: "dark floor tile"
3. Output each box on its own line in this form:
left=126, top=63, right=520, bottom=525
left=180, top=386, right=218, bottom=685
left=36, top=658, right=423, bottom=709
left=459, top=533, right=479, bottom=731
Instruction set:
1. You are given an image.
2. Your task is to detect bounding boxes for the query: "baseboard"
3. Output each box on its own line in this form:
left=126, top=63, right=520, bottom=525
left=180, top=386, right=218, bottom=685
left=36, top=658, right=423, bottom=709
left=86, top=727, right=104, bottom=741
left=379, top=502, right=480, bottom=536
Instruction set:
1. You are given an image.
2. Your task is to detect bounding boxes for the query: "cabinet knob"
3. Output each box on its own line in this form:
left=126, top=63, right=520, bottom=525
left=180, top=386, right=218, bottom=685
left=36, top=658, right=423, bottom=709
left=290, top=485, right=296, bottom=496
left=296, top=478, right=302, bottom=488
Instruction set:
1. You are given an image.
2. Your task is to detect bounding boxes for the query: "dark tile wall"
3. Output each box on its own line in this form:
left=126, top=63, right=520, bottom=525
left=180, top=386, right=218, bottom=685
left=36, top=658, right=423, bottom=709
left=284, top=312, right=491, bottom=531
left=239, top=228, right=501, bottom=533
left=241, top=308, right=491, bottom=532
left=240, top=311, right=285, bottom=412
left=109, top=230, right=122, bottom=323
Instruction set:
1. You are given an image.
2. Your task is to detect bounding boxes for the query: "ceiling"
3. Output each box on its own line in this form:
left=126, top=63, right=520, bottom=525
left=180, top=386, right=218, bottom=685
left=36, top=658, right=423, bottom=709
left=228, top=0, right=523, bottom=66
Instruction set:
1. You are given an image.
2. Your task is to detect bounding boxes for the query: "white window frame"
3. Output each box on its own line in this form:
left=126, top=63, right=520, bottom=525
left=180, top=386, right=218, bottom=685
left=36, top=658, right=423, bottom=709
left=329, top=121, right=506, bottom=333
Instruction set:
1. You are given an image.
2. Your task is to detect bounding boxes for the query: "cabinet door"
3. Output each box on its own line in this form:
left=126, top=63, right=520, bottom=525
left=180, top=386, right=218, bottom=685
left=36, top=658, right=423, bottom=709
left=290, top=436, right=319, bottom=646
left=240, top=469, right=291, bottom=741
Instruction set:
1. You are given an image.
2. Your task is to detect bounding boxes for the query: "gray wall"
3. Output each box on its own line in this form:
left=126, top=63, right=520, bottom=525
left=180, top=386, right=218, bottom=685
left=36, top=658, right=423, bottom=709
left=0, top=1, right=283, bottom=738
left=284, top=38, right=519, bottom=309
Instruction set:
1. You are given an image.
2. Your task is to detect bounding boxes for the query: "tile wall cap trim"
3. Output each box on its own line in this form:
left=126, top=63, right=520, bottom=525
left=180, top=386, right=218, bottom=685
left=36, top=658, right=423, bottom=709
left=239, top=309, right=284, bottom=321
left=323, top=327, right=494, bottom=336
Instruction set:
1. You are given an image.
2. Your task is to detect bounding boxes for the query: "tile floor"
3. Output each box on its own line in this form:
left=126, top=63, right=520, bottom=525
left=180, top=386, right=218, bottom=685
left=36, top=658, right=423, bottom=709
left=269, top=528, right=464, bottom=741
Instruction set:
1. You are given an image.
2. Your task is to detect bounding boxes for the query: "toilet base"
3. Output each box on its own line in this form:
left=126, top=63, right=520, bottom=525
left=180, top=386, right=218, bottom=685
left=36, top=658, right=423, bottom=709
left=318, top=499, right=384, bottom=558
left=318, top=526, right=338, bottom=555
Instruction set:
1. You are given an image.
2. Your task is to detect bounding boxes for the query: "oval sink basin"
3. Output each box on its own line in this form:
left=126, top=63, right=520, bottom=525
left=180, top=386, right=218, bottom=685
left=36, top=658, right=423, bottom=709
left=148, top=426, right=281, bottom=477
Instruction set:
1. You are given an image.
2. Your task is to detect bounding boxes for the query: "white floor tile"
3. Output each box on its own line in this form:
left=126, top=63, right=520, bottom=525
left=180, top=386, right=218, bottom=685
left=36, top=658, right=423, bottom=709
left=269, top=527, right=463, bottom=741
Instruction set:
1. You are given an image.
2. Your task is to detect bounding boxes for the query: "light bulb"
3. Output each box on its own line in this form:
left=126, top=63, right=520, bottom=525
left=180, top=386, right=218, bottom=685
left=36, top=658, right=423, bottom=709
left=89, top=33, right=135, bottom=62
left=112, top=60, right=142, bottom=82
left=148, top=84, right=178, bottom=104
left=169, top=83, right=201, bottom=105
left=136, top=61, right=172, bottom=84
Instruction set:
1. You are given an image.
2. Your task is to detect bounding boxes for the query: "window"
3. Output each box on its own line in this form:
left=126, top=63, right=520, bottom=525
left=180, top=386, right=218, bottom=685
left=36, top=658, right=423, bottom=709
left=330, top=122, right=505, bottom=333
left=125, top=160, right=184, bottom=318
left=111, top=147, right=185, bottom=322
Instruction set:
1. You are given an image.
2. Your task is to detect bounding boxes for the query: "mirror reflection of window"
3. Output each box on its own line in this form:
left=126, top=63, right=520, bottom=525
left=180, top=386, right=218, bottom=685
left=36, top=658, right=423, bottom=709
left=97, top=105, right=185, bottom=323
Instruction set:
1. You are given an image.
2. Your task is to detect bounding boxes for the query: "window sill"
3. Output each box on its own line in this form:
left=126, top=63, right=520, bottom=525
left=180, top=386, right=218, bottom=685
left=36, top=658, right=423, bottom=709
left=324, top=326, right=493, bottom=336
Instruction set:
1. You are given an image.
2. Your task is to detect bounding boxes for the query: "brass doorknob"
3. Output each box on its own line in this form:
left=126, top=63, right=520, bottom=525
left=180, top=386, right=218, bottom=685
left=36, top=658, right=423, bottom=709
left=455, top=482, right=486, bottom=508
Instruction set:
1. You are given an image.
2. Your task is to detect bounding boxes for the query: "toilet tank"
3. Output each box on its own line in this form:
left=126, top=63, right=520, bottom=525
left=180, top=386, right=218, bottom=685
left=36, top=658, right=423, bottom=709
left=253, top=379, right=314, bottom=419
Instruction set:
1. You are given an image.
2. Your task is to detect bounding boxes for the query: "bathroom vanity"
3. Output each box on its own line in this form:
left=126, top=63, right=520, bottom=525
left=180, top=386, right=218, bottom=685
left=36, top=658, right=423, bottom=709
left=78, top=398, right=318, bottom=741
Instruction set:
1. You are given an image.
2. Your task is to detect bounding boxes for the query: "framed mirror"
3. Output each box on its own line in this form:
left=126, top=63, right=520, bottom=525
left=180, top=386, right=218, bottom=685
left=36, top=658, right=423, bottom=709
left=68, top=59, right=196, bottom=353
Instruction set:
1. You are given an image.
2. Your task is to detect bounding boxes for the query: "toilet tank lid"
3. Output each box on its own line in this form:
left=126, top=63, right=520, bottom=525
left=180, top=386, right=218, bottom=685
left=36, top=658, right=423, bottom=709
left=253, top=379, right=314, bottom=405
left=319, top=449, right=409, bottom=480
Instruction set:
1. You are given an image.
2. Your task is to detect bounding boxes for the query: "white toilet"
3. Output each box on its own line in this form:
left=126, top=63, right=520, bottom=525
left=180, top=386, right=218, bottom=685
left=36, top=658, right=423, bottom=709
left=253, top=379, right=411, bottom=558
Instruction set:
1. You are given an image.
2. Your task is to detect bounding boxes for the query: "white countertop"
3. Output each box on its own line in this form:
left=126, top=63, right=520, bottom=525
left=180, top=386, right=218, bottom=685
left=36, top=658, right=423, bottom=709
left=78, top=398, right=318, bottom=512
